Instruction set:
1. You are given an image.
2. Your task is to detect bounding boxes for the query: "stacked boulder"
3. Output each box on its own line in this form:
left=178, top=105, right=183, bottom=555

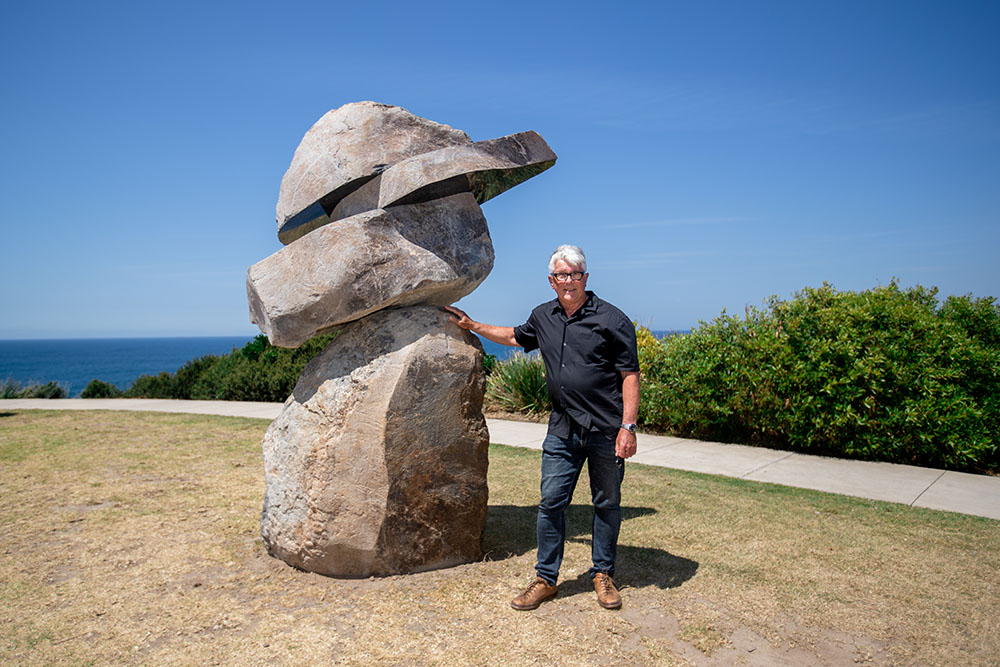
left=247, top=102, right=556, bottom=576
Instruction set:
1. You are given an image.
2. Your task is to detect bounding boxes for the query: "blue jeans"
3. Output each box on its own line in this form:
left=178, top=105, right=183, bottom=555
left=535, top=423, right=624, bottom=585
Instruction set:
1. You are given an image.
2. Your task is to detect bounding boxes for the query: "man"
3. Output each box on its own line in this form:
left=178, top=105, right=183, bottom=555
left=445, top=244, right=640, bottom=611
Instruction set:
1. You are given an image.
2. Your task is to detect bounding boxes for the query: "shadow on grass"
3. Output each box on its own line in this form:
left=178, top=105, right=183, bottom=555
left=484, top=504, right=698, bottom=591
left=0, top=412, right=16, bottom=418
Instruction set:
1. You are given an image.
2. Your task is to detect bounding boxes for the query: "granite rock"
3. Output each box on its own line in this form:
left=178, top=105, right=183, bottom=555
left=276, top=101, right=471, bottom=244
left=329, top=130, right=557, bottom=220
left=259, top=306, right=489, bottom=577
left=248, top=193, right=493, bottom=348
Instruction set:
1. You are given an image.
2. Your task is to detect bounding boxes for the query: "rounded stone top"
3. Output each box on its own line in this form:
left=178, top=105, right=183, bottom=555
left=276, top=102, right=471, bottom=240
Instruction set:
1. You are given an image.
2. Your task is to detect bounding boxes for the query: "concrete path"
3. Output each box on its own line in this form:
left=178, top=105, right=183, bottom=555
left=4, top=398, right=998, bottom=521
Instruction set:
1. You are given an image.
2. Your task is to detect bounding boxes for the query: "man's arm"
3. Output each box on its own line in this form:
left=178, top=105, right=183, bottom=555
left=443, top=305, right=519, bottom=347
left=616, top=371, right=640, bottom=459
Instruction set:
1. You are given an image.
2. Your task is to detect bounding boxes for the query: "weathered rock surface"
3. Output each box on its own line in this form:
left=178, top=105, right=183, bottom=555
left=329, top=130, right=557, bottom=220
left=248, top=193, right=493, bottom=348
left=276, top=101, right=471, bottom=244
left=260, top=306, right=489, bottom=577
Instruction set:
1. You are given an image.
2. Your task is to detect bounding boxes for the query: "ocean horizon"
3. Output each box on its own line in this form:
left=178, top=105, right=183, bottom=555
left=1, top=330, right=686, bottom=398
left=0, top=337, right=256, bottom=397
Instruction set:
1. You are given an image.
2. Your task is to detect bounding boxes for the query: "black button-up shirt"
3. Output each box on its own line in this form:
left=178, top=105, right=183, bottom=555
left=513, top=291, right=639, bottom=440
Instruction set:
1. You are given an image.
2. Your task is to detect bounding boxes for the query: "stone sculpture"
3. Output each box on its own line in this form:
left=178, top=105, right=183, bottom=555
left=248, top=101, right=556, bottom=577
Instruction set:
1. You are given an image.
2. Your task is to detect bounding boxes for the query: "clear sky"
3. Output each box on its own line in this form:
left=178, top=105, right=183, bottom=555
left=1, top=0, right=997, bottom=339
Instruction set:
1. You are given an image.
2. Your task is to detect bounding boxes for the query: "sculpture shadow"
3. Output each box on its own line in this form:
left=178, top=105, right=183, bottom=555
left=484, top=504, right=698, bottom=591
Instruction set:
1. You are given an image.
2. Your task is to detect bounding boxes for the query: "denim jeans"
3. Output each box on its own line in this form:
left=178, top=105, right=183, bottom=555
left=535, top=422, right=624, bottom=585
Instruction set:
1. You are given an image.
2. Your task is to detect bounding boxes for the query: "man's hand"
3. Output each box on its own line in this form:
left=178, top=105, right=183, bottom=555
left=443, top=305, right=474, bottom=330
left=443, top=305, right=519, bottom=347
left=615, top=428, right=637, bottom=459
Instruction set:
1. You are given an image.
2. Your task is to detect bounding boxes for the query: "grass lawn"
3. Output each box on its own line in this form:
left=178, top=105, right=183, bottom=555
left=1, top=410, right=997, bottom=665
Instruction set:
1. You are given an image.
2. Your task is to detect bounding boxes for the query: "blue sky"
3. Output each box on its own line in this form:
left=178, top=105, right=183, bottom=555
left=1, top=0, right=997, bottom=338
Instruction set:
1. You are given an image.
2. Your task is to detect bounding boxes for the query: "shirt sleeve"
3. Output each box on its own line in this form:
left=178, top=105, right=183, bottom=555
left=512, top=310, right=540, bottom=352
left=611, top=313, right=640, bottom=372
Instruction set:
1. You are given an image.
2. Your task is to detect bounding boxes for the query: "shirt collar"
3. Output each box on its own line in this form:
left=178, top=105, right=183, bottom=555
left=550, top=291, right=597, bottom=316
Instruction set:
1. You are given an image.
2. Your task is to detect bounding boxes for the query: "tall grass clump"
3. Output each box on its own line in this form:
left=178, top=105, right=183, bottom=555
left=1, top=378, right=67, bottom=399
left=485, top=352, right=551, bottom=414
left=639, top=282, right=999, bottom=472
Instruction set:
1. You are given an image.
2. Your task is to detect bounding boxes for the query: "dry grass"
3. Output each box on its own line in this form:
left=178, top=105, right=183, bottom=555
left=1, top=409, right=998, bottom=665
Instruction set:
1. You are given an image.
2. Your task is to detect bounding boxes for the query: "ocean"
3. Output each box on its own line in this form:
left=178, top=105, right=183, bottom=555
left=0, top=337, right=255, bottom=397
left=0, top=335, right=521, bottom=398
left=0, top=331, right=680, bottom=398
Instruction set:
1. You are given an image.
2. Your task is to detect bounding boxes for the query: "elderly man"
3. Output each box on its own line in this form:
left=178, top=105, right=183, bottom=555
left=445, top=244, right=639, bottom=611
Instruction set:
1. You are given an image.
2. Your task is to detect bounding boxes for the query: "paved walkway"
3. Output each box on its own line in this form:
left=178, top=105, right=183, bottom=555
left=4, top=398, right=999, bottom=521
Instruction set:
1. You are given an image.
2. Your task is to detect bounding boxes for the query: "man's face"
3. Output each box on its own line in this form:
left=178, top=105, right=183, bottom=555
left=548, top=258, right=589, bottom=311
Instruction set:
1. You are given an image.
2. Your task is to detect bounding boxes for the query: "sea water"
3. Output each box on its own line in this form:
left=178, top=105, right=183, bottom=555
left=0, top=337, right=254, bottom=396
left=0, top=331, right=680, bottom=398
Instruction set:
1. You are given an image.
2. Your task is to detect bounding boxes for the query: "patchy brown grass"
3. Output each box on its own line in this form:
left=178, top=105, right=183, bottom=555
left=1, top=409, right=998, bottom=665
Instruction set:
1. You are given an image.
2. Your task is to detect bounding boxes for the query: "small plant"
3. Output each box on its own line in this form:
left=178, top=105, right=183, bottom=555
left=485, top=352, right=551, bottom=414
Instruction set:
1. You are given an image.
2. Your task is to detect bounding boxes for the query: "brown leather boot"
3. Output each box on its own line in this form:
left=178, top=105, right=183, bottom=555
left=593, top=572, right=622, bottom=609
left=510, top=576, right=557, bottom=610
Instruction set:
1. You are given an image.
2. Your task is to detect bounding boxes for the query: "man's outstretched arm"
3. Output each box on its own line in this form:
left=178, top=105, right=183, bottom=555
left=443, top=305, right=519, bottom=347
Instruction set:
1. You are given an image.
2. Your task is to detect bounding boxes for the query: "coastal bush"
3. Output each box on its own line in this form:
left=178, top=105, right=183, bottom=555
left=638, top=282, right=999, bottom=472
left=485, top=352, right=551, bottom=414
left=81, top=379, right=124, bottom=398
left=122, top=332, right=338, bottom=402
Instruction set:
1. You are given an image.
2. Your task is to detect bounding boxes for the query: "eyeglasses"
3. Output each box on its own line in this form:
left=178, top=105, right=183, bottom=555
left=551, top=271, right=585, bottom=282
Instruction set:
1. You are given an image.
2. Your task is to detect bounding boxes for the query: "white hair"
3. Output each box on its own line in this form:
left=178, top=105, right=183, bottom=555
left=548, top=245, right=587, bottom=273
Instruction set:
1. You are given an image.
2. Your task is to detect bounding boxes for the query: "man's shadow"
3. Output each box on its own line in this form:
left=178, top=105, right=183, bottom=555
left=484, top=504, right=698, bottom=593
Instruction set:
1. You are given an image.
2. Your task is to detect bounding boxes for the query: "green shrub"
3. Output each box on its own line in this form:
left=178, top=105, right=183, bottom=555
left=122, top=332, right=338, bottom=402
left=485, top=352, right=551, bottom=414
left=81, top=379, right=124, bottom=398
left=638, top=282, right=999, bottom=472
left=124, top=371, right=177, bottom=399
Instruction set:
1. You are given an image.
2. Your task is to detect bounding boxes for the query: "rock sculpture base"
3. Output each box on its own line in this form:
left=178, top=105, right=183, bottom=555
left=260, top=306, right=489, bottom=577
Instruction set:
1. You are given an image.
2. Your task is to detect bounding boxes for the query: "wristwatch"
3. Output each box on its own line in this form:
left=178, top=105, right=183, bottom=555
left=620, top=423, right=636, bottom=433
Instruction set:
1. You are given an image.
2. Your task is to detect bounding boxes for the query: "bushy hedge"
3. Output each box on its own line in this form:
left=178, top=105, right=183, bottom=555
left=120, top=332, right=338, bottom=402
left=639, top=283, right=998, bottom=472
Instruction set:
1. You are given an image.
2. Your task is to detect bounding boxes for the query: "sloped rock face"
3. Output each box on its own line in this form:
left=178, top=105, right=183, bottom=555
left=330, top=130, right=557, bottom=217
left=259, top=306, right=489, bottom=577
left=276, top=101, right=472, bottom=244
left=247, top=193, right=493, bottom=348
